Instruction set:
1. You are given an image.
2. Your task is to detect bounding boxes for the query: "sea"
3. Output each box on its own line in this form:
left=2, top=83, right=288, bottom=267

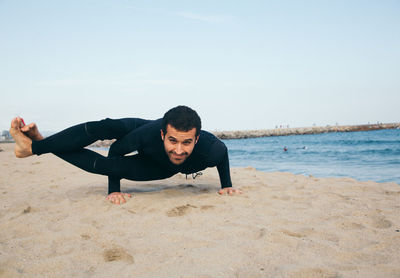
left=222, top=129, right=400, bottom=185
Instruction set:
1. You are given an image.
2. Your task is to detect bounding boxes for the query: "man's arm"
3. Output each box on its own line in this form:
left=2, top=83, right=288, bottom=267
left=108, top=176, right=121, bottom=194
left=108, top=130, right=141, bottom=158
left=212, top=141, right=242, bottom=195
left=105, top=129, right=143, bottom=201
left=105, top=120, right=162, bottom=204
left=216, top=147, right=233, bottom=188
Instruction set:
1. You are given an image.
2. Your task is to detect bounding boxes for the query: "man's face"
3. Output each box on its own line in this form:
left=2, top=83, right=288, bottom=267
left=161, top=124, right=199, bottom=165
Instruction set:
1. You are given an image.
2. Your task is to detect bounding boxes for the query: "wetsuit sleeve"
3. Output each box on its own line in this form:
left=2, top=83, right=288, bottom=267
left=107, top=130, right=143, bottom=194
left=108, top=130, right=142, bottom=158
left=212, top=141, right=233, bottom=188
left=108, top=176, right=121, bottom=194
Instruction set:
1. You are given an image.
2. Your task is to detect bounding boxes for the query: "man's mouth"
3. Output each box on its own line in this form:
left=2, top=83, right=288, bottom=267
left=170, top=152, right=187, bottom=160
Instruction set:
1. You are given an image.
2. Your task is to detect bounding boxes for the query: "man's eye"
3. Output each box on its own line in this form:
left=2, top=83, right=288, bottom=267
left=169, top=139, right=177, bottom=143
left=183, top=141, right=191, bottom=145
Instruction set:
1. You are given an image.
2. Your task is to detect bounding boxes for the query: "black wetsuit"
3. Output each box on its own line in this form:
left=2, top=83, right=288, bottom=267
left=31, top=118, right=232, bottom=194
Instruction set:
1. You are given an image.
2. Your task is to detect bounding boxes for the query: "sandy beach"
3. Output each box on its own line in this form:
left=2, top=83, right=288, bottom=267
left=0, top=143, right=399, bottom=278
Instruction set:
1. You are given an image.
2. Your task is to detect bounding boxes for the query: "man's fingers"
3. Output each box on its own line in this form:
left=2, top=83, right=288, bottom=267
left=235, top=189, right=243, bottom=194
left=113, top=196, right=123, bottom=204
left=218, top=188, right=242, bottom=195
left=105, top=193, right=132, bottom=204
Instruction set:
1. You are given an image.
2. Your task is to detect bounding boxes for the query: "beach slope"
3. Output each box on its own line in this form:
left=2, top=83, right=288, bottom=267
left=0, top=143, right=399, bottom=278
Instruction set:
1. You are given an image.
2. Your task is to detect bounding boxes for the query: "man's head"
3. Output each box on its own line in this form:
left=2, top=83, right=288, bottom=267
left=161, top=105, right=201, bottom=165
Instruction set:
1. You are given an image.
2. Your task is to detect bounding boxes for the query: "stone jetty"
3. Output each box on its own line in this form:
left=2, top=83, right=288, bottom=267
left=213, top=123, right=400, bottom=140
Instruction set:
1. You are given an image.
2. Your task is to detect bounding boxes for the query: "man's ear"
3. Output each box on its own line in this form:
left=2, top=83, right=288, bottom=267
left=195, top=135, right=200, bottom=144
left=160, top=129, right=165, bottom=141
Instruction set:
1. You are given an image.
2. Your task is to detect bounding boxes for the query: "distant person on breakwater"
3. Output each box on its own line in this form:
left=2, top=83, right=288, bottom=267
left=9, top=105, right=242, bottom=204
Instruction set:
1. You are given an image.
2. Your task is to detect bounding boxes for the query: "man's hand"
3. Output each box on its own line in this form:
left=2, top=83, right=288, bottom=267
left=218, top=187, right=243, bottom=195
left=106, top=192, right=132, bottom=204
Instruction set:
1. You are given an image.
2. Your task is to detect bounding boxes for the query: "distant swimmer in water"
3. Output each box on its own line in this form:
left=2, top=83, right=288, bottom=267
left=283, top=146, right=288, bottom=152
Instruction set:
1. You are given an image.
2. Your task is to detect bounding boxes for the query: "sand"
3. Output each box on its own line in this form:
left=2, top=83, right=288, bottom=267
left=0, top=143, right=399, bottom=278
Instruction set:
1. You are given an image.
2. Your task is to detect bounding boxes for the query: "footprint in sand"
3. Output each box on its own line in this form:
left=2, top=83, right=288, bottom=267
left=363, top=210, right=393, bottom=229
left=81, top=234, right=91, bottom=240
left=370, top=215, right=392, bottom=229
left=200, top=205, right=215, bottom=211
left=166, top=204, right=215, bottom=217
left=166, top=204, right=197, bottom=217
left=103, top=247, right=134, bottom=263
left=337, top=221, right=365, bottom=230
left=384, top=190, right=400, bottom=196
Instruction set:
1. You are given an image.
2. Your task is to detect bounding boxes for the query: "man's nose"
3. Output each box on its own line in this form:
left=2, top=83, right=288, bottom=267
left=175, top=144, right=184, bottom=154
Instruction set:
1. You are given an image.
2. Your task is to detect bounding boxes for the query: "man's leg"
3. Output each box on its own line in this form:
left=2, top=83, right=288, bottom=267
left=31, top=118, right=136, bottom=156
left=34, top=118, right=152, bottom=194
left=10, top=117, right=130, bottom=157
left=9, top=117, right=127, bottom=172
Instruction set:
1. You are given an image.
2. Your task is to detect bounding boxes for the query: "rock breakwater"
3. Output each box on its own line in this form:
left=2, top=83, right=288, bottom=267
left=213, top=123, right=400, bottom=140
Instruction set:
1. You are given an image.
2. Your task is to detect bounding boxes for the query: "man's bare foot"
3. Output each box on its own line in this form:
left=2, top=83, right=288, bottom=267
left=21, top=121, right=44, bottom=141
left=10, top=118, right=34, bottom=158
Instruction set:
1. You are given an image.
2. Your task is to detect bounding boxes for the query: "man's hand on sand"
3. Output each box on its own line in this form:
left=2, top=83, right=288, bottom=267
left=106, top=192, right=132, bottom=204
left=218, top=187, right=242, bottom=195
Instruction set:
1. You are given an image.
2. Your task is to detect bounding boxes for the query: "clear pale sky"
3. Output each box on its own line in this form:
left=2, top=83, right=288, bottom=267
left=1, top=0, right=399, bottom=132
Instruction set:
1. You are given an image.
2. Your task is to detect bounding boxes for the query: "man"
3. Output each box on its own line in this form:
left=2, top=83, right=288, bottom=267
left=10, top=105, right=241, bottom=204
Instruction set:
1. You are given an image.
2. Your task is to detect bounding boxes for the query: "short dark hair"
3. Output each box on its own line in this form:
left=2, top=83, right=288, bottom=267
left=162, top=105, right=202, bottom=137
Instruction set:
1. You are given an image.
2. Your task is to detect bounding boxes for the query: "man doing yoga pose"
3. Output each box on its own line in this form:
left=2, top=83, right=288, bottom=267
left=10, top=105, right=241, bottom=204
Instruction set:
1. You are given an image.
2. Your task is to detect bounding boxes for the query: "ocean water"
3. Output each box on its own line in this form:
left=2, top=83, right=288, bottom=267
left=223, top=129, right=400, bottom=185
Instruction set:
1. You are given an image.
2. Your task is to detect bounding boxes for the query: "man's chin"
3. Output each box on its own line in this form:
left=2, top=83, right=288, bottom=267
left=169, top=156, right=187, bottom=165
left=171, top=159, right=185, bottom=165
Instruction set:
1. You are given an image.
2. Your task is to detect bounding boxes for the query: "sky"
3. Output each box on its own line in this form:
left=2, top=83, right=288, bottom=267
left=1, top=0, right=399, bottom=132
